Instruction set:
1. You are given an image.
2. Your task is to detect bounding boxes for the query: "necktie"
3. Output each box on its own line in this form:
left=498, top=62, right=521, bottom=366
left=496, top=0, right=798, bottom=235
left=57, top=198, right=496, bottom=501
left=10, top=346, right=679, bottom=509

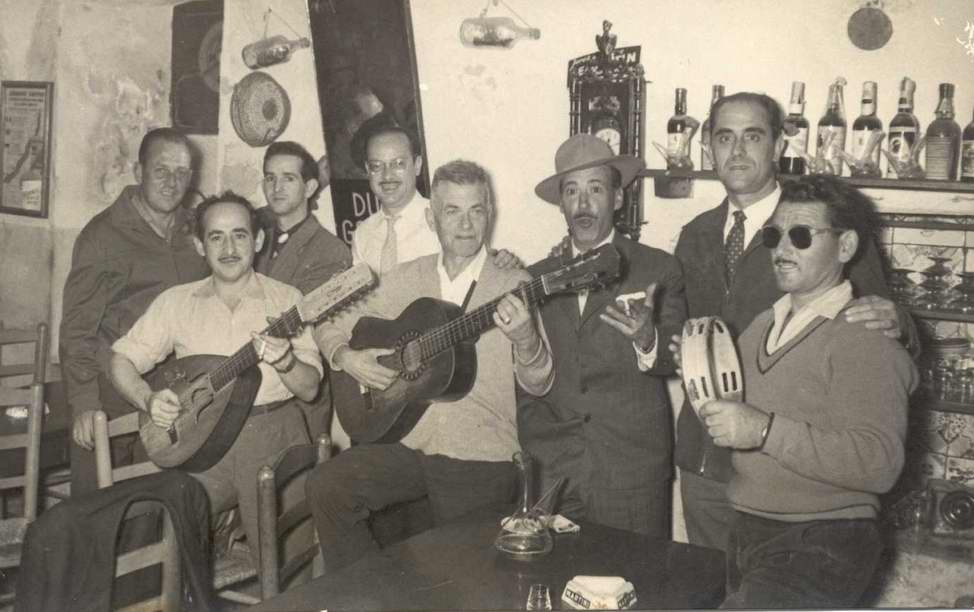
left=725, top=210, right=747, bottom=282
left=380, top=214, right=399, bottom=274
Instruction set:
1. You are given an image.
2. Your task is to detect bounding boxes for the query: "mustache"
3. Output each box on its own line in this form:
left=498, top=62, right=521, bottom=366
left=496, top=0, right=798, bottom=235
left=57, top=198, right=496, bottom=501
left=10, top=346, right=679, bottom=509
left=572, top=213, right=598, bottom=222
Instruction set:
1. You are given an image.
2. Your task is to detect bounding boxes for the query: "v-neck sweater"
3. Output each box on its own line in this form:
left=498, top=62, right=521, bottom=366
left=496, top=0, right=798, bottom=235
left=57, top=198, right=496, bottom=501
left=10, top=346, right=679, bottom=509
left=728, top=305, right=918, bottom=522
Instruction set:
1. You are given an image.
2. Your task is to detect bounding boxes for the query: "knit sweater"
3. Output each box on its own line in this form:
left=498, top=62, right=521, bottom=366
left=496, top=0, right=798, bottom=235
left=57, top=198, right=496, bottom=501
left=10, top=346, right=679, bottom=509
left=728, top=306, right=918, bottom=521
left=315, top=254, right=553, bottom=463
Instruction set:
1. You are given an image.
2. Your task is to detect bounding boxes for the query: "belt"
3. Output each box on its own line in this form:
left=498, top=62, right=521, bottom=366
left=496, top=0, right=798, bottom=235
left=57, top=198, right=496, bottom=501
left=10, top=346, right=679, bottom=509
left=250, top=398, right=291, bottom=417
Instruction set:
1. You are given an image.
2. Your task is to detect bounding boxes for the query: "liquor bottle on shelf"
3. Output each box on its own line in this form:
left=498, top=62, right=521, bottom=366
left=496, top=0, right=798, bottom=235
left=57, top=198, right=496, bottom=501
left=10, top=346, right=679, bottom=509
left=851, top=81, right=883, bottom=174
left=887, top=77, right=920, bottom=178
left=959, top=105, right=974, bottom=183
left=925, top=83, right=961, bottom=181
left=700, top=84, right=724, bottom=171
left=241, top=35, right=310, bottom=69
left=666, top=87, right=693, bottom=169
left=780, top=81, right=809, bottom=175
left=816, top=78, right=847, bottom=175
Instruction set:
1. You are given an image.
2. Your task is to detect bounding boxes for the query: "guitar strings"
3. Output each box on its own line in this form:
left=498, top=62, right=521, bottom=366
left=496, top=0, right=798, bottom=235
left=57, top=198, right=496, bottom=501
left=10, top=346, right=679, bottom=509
left=419, top=277, right=545, bottom=359
left=211, top=306, right=302, bottom=390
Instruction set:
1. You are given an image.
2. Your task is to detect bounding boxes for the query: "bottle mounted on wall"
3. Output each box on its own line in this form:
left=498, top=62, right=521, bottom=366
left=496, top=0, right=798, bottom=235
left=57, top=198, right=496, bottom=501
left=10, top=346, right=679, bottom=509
left=242, top=35, right=310, bottom=70
left=667, top=87, right=692, bottom=169
left=459, top=16, right=540, bottom=48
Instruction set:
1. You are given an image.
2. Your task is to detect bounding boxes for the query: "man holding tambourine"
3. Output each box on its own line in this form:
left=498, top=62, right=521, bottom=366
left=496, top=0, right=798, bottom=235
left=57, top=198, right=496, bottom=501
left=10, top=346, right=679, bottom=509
left=675, top=175, right=917, bottom=609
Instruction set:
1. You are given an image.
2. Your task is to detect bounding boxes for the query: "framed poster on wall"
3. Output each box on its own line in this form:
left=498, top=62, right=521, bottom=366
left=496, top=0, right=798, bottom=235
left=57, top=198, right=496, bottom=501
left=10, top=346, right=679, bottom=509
left=308, top=0, right=429, bottom=247
left=0, top=81, right=53, bottom=218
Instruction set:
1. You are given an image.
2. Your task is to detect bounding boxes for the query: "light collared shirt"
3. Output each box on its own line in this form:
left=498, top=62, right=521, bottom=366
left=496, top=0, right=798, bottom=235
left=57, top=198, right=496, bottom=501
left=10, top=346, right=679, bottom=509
left=351, top=194, right=438, bottom=274
left=113, top=271, right=323, bottom=406
left=766, top=280, right=853, bottom=353
left=437, top=246, right=487, bottom=307
left=571, top=231, right=657, bottom=371
left=723, top=184, right=782, bottom=247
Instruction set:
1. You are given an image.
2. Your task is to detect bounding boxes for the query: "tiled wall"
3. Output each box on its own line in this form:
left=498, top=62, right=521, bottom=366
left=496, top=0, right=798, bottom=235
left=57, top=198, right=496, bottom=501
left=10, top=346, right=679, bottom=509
left=879, top=213, right=974, bottom=491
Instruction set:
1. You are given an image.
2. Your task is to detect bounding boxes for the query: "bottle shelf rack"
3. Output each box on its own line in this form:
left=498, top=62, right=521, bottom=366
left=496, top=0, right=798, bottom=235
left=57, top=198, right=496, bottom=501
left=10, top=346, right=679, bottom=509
left=639, top=169, right=974, bottom=194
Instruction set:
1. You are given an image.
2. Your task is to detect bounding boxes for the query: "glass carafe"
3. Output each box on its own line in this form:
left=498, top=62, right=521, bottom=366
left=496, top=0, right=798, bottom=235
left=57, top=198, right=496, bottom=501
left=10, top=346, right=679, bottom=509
left=495, top=452, right=553, bottom=560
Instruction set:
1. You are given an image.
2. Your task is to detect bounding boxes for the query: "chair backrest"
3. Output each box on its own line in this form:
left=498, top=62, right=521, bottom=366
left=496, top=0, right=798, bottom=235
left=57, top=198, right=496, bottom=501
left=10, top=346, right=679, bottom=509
left=257, top=434, right=331, bottom=599
left=0, top=323, right=49, bottom=387
left=0, top=383, right=44, bottom=522
left=92, top=410, right=179, bottom=612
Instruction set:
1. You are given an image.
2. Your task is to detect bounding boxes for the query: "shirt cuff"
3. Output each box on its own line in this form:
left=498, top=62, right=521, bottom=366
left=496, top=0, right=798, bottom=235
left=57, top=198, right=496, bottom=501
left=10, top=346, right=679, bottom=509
left=633, top=328, right=658, bottom=372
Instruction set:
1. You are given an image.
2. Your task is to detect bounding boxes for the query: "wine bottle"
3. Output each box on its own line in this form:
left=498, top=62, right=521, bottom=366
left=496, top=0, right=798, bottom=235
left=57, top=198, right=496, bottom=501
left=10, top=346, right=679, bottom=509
left=887, top=77, right=920, bottom=178
left=851, top=81, right=882, bottom=171
left=925, top=83, right=961, bottom=181
left=962, top=106, right=974, bottom=183
left=667, top=88, right=691, bottom=168
left=779, top=81, right=809, bottom=175
left=459, top=16, right=540, bottom=48
left=700, top=84, right=724, bottom=171
left=816, top=79, right=847, bottom=175
left=242, top=35, right=310, bottom=69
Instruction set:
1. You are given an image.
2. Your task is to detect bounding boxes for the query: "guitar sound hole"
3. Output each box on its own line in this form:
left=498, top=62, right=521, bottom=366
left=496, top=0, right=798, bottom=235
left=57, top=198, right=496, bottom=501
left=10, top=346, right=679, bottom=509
left=401, top=340, right=423, bottom=375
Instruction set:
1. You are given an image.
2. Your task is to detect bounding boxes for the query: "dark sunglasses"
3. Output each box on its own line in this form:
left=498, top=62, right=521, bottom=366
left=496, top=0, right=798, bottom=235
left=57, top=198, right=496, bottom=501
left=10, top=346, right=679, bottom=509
left=761, top=225, right=842, bottom=250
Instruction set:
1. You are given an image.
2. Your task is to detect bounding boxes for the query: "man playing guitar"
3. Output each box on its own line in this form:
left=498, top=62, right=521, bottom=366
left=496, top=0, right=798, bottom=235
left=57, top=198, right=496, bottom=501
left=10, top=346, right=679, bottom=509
left=308, top=160, right=554, bottom=572
left=109, top=192, right=322, bottom=567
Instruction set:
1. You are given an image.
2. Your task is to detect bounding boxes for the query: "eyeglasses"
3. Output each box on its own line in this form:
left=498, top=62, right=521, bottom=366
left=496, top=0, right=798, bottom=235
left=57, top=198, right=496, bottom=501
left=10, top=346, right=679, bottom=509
left=761, top=225, right=842, bottom=250
left=151, top=167, right=192, bottom=184
left=365, top=158, right=410, bottom=176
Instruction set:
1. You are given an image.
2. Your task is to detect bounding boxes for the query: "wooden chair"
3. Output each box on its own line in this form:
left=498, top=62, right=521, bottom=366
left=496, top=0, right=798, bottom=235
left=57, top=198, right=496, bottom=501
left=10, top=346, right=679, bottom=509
left=93, top=410, right=181, bottom=612
left=215, top=434, right=332, bottom=604
left=0, top=382, right=43, bottom=607
left=0, top=323, right=48, bottom=387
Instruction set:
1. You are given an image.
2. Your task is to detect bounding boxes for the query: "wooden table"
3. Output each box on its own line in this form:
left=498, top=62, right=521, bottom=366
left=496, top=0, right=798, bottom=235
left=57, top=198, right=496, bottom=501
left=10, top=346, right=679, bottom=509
left=0, top=380, right=70, bottom=479
left=254, top=514, right=725, bottom=611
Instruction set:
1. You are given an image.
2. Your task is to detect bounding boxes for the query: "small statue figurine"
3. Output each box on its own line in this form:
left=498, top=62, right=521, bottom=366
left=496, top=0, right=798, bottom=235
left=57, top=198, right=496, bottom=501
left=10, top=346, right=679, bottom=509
left=596, top=20, right=617, bottom=60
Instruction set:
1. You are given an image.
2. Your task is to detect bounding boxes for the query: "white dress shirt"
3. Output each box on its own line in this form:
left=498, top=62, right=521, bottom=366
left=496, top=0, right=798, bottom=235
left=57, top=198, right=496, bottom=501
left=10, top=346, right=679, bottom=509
left=571, top=232, right=658, bottom=371
left=437, top=247, right=487, bottom=307
left=351, top=194, right=438, bottom=274
left=723, top=184, right=782, bottom=246
left=766, top=280, right=853, bottom=353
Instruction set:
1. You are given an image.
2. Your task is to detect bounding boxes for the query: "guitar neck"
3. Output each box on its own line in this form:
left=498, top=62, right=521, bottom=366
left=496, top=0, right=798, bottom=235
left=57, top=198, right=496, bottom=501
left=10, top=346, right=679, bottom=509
left=418, top=276, right=549, bottom=360
left=209, top=307, right=304, bottom=391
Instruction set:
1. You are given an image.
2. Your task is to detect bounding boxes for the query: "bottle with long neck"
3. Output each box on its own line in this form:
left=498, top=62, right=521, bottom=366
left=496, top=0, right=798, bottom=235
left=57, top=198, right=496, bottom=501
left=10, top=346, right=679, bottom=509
left=925, top=83, right=961, bottom=181
left=816, top=79, right=847, bottom=175
left=779, top=81, right=809, bottom=175
left=961, top=106, right=974, bottom=183
left=700, top=84, right=724, bottom=171
left=667, top=88, right=691, bottom=168
left=887, top=77, right=920, bottom=178
left=851, top=81, right=882, bottom=172
left=241, top=35, right=310, bottom=69
left=459, top=16, right=540, bottom=48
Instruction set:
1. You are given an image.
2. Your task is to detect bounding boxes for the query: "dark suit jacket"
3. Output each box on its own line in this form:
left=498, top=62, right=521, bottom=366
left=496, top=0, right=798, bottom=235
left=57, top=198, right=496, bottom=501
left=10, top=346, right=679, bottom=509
left=255, top=213, right=352, bottom=439
left=519, top=234, right=686, bottom=531
left=673, top=197, right=900, bottom=482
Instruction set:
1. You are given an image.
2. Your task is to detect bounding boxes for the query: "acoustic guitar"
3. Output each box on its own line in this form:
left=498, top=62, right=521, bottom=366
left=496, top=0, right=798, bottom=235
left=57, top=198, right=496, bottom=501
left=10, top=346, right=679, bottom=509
left=337, top=244, right=622, bottom=444
left=140, top=264, right=375, bottom=472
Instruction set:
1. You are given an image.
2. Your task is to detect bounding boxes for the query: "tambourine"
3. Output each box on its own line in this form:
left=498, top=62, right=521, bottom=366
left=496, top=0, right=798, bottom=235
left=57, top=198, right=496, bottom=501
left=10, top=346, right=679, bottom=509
left=680, top=316, right=743, bottom=415
left=230, top=71, right=291, bottom=147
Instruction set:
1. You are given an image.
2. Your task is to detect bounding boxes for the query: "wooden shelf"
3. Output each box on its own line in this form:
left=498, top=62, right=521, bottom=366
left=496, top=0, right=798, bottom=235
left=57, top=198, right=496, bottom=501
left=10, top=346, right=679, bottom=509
left=909, top=308, right=974, bottom=324
left=915, top=395, right=974, bottom=416
left=638, top=169, right=974, bottom=194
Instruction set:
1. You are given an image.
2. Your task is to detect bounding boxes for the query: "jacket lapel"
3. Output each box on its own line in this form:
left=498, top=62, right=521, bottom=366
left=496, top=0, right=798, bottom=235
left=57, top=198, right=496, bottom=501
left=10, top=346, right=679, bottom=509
left=578, top=235, right=626, bottom=328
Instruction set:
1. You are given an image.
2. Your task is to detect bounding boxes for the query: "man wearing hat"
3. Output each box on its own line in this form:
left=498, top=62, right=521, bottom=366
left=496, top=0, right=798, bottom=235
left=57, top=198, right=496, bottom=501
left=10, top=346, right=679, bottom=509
left=519, top=134, right=687, bottom=537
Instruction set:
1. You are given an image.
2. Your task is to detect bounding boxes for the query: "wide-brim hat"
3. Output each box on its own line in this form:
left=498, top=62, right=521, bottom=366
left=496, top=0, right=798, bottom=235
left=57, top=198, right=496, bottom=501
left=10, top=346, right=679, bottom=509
left=534, top=134, right=646, bottom=204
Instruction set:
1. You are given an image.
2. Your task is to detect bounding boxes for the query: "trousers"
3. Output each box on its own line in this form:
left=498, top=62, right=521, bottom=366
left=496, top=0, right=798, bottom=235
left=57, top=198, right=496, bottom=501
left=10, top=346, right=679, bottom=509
left=721, top=511, right=882, bottom=609
left=306, top=442, right=515, bottom=572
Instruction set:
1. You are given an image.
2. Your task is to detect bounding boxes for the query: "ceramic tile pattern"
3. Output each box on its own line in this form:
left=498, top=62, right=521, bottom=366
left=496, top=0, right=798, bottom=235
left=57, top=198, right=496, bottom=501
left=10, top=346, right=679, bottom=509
left=879, top=215, right=974, bottom=491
